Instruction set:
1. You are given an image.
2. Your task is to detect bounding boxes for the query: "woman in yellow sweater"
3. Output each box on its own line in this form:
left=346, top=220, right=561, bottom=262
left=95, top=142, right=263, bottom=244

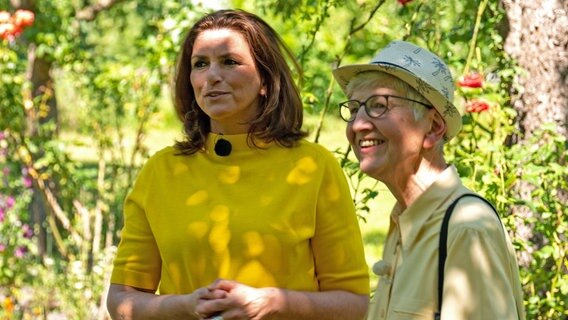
left=106, top=9, right=369, bottom=320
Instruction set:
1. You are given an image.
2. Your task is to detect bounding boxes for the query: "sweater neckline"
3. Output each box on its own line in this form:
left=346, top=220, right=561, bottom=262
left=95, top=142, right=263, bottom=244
left=205, top=132, right=273, bottom=158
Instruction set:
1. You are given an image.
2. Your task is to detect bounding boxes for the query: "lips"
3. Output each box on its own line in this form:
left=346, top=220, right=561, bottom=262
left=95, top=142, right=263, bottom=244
left=205, top=91, right=228, bottom=97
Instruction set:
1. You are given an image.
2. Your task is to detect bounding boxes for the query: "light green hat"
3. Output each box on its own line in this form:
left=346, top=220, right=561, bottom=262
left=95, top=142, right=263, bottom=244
left=333, top=40, right=462, bottom=140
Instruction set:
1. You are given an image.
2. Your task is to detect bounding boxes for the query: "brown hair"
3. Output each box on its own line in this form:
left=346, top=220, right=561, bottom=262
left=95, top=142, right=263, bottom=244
left=173, top=9, right=307, bottom=155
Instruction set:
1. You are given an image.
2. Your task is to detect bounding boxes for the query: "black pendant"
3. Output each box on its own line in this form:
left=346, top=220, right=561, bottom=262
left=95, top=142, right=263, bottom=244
left=214, top=138, right=232, bottom=156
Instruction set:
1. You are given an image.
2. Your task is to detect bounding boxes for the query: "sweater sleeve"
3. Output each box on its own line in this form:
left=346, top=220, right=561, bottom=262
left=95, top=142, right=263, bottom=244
left=310, top=148, right=370, bottom=295
left=110, top=157, right=162, bottom=291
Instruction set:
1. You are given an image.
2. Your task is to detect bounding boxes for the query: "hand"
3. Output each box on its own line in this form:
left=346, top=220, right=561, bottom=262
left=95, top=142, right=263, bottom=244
left=191, top=286, right=227, bottom=319
left=195, top=279, right=281, bottom=320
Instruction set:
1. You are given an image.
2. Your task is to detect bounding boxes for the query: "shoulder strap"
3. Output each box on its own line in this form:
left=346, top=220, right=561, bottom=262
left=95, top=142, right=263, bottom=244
left=436, top=194, right=498, bottom=318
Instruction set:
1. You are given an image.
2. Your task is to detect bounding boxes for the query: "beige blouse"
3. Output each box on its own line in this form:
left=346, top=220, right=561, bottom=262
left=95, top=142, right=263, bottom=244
left=366, top=166, right=525, bottom=320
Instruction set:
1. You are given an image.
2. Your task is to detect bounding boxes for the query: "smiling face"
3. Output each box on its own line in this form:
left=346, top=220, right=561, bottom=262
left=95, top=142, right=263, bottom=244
left=190, top=28, right=264, bottom=134
left=345, top=80, right=432, bottom=183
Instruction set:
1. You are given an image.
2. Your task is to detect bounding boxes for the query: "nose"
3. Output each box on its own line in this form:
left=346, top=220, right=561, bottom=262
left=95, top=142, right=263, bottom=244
left=350, top=106, right=373, bottom=131
left=206, top=63, right=222, bottom=84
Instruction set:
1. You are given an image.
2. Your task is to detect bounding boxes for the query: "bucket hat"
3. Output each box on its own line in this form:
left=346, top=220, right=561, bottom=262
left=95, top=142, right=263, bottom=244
left=333, top=40, right=462, bottom=140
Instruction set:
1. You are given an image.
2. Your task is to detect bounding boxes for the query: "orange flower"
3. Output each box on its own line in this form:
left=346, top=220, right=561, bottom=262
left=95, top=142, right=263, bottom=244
left=2, top=296, right=14, bottom=313
left=465, top=99, right=490, bottom=113
left=457, top=72, right=484, bottom=88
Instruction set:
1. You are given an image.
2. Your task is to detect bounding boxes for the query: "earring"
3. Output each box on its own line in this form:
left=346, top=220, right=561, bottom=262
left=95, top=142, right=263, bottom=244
left=260, top=88, right=266, bottom=97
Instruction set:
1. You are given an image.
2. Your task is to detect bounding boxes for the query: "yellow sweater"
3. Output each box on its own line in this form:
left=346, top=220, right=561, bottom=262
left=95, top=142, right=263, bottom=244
left=110, top=133, right=370, bottom=295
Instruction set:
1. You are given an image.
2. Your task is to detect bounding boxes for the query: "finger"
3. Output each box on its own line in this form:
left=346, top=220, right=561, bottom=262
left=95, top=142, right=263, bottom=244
left=199, top=289, right=227, bottom=301
left=209, top=279, right=237, bottom=292
left=196, top=296, right=232, bottom=318
left=196, top=287, right=219, bottom=300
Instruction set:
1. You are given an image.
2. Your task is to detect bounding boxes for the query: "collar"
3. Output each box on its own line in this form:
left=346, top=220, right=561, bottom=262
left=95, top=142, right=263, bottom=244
left=205, top=132, right=273, bottom=159
left=395, top=165, right=462, bottom=252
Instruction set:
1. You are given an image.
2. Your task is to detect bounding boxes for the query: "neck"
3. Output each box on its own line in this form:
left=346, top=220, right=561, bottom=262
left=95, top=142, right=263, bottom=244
left=384, top=155, right=448, bottom=211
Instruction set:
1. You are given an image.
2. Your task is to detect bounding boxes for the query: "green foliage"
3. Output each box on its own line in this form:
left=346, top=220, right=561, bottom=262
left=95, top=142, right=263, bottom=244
left=510, top=127, right=568, bottom=318
left=0, top=167, right=34, bottom=286
left=335, top=145, right=380, bottom=223
left=449, top=78, right=568, bottom=318
left=0, top=44, right=26, bottom=134
left=0, top=0, right=199, bottom=317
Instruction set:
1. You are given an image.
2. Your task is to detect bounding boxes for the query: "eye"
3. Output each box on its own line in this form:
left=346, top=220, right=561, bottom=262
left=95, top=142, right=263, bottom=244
left=224, top=58, right=239, bottom=66
left=346, top=101, right=360, bottom=114
left=339, top=101, right=360, bottom=121
left=192, top=59, right=207, bottom=69
left=367, top=97, right=388, bottom=111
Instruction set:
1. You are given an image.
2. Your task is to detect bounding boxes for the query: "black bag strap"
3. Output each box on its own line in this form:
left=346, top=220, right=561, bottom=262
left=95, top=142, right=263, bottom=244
left=435, top=194, right=499, bottom=319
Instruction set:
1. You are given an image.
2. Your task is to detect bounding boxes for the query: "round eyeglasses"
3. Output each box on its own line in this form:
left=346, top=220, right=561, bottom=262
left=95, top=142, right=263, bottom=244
left=338, top=94, right=433, bottom=122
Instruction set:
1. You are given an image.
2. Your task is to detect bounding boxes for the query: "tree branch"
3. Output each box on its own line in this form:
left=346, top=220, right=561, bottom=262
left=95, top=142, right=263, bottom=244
left=313, top=1, right=385, bottom=143
left=75, top=0, right=129, bottom=21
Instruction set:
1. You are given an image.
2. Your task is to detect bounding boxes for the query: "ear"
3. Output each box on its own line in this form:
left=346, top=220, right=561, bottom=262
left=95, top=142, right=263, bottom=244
left=423, top=110, right=447, bottom=149
left=260, top=87, right=266, bottom=96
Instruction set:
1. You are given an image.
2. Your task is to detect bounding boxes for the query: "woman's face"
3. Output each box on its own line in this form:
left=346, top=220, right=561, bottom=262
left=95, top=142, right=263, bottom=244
left=345, top=84, right=431, bottom=182
left=190, top=28, right=264, bottom=134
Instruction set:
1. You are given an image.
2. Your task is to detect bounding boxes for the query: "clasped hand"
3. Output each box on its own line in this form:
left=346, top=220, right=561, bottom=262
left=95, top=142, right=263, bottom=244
left=195, top=279, right=279, bottom=320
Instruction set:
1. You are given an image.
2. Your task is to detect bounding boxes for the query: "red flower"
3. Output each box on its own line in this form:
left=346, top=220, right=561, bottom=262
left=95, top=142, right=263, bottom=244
left=0, top=9, right=34, bottom=41
left=457, top=72, right=484, bottom=88
left=465, top=99, right=490, bottom=113
left=0, top=22, right=16, bottom=41
left=397, top=0, right=413, bottom=5
left=12, top=9, right=34, bottom=28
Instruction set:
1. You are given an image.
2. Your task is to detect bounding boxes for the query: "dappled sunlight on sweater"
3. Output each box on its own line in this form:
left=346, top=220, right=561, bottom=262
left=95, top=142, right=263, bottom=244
left=286, top=156, right=317, bottom=185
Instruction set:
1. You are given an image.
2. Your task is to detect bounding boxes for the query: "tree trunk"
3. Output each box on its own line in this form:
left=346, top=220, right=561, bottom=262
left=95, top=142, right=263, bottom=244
left=11, top=0, right=56, bottom=258
left=11, top=0, right=128, bottom=259
left=501, top=0, right=568, bottom=138
left=500, top=0, right=568, bottom=266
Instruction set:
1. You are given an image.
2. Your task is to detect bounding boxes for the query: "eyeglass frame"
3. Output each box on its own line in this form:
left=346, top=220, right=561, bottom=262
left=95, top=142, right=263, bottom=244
left=338, top=94, right=434, bottom=122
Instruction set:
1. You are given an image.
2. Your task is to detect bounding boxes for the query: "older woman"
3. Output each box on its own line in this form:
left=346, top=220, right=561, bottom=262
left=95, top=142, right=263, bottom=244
left=333, top=40, right=525, bottom=320
left=107, top=9, right=369, bottom=320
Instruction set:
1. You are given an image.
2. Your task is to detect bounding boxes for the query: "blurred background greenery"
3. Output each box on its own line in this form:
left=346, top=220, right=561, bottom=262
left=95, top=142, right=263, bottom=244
left=0, top=0, right=566, bottom=319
